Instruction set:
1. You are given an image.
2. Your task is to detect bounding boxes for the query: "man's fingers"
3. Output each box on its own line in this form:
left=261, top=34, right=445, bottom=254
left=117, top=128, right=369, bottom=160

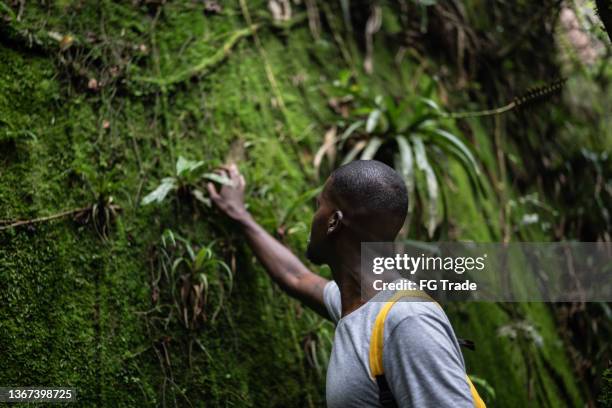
left=213, top=168, right=230, bottom=180
left=221, top=163, right=240, bottom=184
left=229, top=163, right=239, bottom=178
left=216, top=163, right=240, bottom=186
left=239, top=175, right=246, bottom=188
left=219, top=164, right=238, bottom=176
left=206, top=182, right=220, bottom=200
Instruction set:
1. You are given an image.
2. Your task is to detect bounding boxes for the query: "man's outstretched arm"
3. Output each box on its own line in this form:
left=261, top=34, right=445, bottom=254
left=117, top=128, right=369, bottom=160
left=207, top=164, right=331, bottom=319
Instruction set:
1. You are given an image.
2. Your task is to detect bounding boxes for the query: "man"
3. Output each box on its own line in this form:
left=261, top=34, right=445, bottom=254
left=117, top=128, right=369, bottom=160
left=207, top=160, right=476, bottom=407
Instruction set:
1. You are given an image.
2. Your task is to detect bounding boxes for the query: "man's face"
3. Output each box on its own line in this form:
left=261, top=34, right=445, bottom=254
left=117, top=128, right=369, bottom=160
left=306, top=180, right=334, bottom=265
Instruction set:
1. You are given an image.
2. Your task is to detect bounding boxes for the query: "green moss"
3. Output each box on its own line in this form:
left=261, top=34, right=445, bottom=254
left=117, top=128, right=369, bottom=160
left=600, top=368, right=612, bottom=407
left=0, top=2, right=335, bottom=405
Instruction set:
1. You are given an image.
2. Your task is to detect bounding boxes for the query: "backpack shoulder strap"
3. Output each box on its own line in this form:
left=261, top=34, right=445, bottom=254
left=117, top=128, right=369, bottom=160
left=368, top=290, right=487, bottom=408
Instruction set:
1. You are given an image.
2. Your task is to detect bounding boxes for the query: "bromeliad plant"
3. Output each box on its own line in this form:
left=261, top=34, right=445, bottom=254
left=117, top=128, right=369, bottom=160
left=156, top=229, right=234, bottom=331
left=145, top=229, right=234, bottom=371
left=318, top=72, right=486, bottom=237
left=141, top=156, right=232, bottom=207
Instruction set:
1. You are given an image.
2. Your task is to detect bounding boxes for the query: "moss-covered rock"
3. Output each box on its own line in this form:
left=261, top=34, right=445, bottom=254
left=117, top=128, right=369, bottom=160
left=0, top=1, right=602, bottom=407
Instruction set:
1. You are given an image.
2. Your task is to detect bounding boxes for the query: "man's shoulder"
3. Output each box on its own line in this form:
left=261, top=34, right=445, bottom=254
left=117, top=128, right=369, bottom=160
left=323, top=280, right=342, bottom=323
left=383, top=298, right=450, bottom=337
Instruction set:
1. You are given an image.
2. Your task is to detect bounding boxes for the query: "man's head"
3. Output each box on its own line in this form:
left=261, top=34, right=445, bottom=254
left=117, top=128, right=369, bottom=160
left=306, top=160, right=408, bottom=265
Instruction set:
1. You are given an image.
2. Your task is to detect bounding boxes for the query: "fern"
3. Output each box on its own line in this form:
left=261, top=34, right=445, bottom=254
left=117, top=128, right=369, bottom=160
left=447, top=78, right=567, bottom=119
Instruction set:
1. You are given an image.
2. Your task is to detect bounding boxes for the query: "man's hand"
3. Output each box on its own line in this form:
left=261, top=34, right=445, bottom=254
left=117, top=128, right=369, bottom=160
left=206, top=162, right=331, bottom=319
left=206, top=164, right=250, bottom=222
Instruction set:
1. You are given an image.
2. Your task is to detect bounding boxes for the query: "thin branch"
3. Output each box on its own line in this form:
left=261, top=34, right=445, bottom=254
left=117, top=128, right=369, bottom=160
left=0, top=207, right=89, bottom=231
left=132, top=25, right=261, bottom=88
left=444, top=78, right=566, bottom=119
left=0, top=204, right=121, bottom=231
left=445, top=102, right=517, bottom=119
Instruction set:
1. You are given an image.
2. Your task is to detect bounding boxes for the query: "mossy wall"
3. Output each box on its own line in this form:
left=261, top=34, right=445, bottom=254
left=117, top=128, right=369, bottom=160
left=0, top=1, right=603, bottom=407
left=1, top=2, right=336, bottom=405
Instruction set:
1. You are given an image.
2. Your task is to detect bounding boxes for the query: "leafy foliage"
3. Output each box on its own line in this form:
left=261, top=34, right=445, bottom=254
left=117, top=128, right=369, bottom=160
left=141, top=156, right=232, bottom=206
left=319, top=71, right=486, bottom=237
left=497, top=320, right=544, bottom=348
left=140, top=229, right=236, bottom=404
left=155, top=229, right=233, bottom=331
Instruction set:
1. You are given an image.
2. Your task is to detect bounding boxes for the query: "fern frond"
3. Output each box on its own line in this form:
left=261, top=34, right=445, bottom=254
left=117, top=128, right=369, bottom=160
left=512, top=77, right=567, bottom=109
left=446, top=78, right=567, bottom=119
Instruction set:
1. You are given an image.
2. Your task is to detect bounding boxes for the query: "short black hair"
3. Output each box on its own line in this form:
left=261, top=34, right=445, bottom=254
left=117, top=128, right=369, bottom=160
left=327, top=160, right=408, bottom=238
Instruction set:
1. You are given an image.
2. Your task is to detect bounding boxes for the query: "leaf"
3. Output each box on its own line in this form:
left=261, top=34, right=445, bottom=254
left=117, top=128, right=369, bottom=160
left=339, top=120, right=364, bottom=142
left=407, top=112, right=437, bottom=132
left=197, top=273, right=209, bottom=291
left=425, top=128, right=486, bottom=196
left=202, top=172, right=234, bottom=186
left=420, top=97, right=442, bottom=113
left=161, top=229, right=176, bottom=248
left=352, top=107, right=371, bottom=116
left=280, top=186, right=323, bottom=226
left=469, top=375, right=496, bottom=401
left=141, top=177, right=177, bottom=205
left=184, top=242, right=196, bottom=262
left=192, top=189, right=211, bottom=207
left=337, top=69, right=352, bottom=87
left=194, top=246, right=212, bottom=270
left=381, top=95, right=395, bottom=111
left=216, top=260, right=234, bottom=291
left=374, top=95, right=384, bottom=107
left=192, top=283, right=203, bottom=321
left=172, top=257, right=188, bottom=274
left=366, top=109, right=382, bottom=133
left=360, top=137, right=383, bottom=160
left=394, top=142, right=416, bottom=237
left=413, top=136, right=440, bottom=237
left=176, top=156, right=205, bottom=176
left=314, top=127, right=337, bottom=179
left=395, top=136, right=416, bottom=216
left=388, top=98, right=412, bottom=133
left=427, top=128, right=480, bottom=175
left=341, top=140, right=368, bottom=165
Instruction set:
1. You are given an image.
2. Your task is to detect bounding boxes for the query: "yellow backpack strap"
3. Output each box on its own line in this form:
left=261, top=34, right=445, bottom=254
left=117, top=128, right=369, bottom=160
left=467, top=377, right=487, bottom=408
left=368, top=290, right=486, bottom=408
left=369, top=290, right=430, bottom=377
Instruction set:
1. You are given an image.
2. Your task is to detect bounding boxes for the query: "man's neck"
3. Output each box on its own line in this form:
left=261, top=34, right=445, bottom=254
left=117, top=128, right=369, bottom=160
left=330, top=258, right=363, bottom=317
left=328, top=241, right=382, bottom=318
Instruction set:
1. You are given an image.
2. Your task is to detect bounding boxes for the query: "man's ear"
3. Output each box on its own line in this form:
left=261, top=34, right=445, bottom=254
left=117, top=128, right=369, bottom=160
left=327, top=210, right=343, bottom=235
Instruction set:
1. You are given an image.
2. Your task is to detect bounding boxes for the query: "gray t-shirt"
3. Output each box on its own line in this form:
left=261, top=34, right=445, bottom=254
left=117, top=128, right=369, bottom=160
left=323, top=280, right=475, bottom=408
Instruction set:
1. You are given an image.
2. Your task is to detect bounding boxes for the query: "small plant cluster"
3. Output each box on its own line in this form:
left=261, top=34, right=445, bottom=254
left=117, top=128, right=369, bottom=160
left=138, top=157, right=238, bottom=373
left=141, top=228, right=235, bottom=402
left=0, top=194, right=120, bottom=240
left=318, top=71, right=485, bottom=237
left=153, top=229, right=233, bottom=332
left=141, top=156, right=232, bottom=207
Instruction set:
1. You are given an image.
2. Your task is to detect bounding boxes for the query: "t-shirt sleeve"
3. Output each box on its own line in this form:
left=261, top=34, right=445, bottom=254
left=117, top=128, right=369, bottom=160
left=382, top=312, right=475, bottom=408
left=323, top=280, right=342, bottom=324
